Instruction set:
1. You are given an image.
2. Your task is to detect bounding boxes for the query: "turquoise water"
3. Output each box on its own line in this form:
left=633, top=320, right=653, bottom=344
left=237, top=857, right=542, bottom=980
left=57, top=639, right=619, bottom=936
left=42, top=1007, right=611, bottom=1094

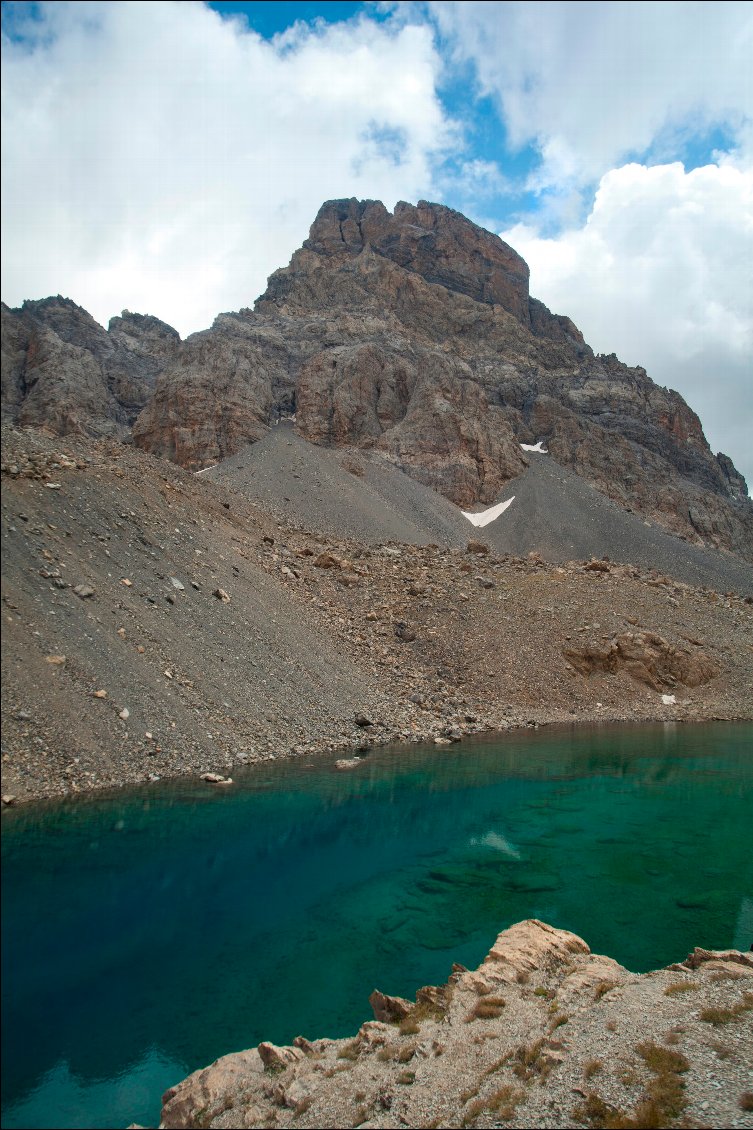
left=2, top=722, right=752, bottom=1129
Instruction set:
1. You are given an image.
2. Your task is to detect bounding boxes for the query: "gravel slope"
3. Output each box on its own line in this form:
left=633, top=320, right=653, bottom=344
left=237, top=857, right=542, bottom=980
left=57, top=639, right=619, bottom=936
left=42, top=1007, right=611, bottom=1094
left=204, top=426, right=753, bottom=596
left=480, top=454, right=753, bottom=595
left=201, top=422, right=471, bottom=547
left=2, top=427, right=752, bottom=804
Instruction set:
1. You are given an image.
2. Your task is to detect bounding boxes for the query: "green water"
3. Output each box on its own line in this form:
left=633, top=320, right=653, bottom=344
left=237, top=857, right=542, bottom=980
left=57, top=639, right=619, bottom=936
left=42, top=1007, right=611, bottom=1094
left=2, top=722, right=751, bottom=1129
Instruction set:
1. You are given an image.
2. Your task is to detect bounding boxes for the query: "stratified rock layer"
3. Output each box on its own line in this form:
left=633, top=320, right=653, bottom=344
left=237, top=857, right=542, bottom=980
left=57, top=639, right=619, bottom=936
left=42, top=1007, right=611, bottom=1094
left=158, top=919, right=753, bottom=1130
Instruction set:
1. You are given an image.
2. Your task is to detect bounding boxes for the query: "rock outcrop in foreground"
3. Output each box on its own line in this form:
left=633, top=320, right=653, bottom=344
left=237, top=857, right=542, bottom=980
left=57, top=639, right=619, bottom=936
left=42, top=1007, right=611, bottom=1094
left=3, top=199, right=752, bottom=560
left=158, top=920, right=753, bottom=1130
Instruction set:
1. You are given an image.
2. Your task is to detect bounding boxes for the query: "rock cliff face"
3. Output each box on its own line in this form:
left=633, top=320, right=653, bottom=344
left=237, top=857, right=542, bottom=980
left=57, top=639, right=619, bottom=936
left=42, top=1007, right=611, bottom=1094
left=1, top=298, right=179, bottom=438
left=3, top=200, right=752, bottom=559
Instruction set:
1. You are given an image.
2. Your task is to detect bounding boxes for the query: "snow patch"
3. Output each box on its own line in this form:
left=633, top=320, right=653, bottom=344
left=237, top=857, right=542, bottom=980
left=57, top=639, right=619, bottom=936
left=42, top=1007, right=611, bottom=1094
left=461, top=496, right=515, bottom=528
left=520, top=440, right=548, bottom=453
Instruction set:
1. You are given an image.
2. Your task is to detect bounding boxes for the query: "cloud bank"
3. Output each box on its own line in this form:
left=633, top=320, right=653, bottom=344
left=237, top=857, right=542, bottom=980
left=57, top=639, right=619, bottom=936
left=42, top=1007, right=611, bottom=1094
left=2, top=1, right=751, bottom=485
left=1, top=0, right=450, bottom=335
left=428, top=0, right=753, bottom=191
left=502, top=161, right=753, bottom=485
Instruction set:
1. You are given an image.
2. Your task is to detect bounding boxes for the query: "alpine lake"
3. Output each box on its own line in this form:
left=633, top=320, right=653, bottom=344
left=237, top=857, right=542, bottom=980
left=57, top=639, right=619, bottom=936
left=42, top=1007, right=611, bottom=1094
left=2, top=720, right=752, bottom=1129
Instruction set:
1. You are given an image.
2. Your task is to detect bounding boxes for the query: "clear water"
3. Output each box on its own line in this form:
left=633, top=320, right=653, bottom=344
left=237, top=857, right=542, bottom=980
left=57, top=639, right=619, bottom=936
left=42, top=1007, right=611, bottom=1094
left=2, top=722, right=752, bottom=1130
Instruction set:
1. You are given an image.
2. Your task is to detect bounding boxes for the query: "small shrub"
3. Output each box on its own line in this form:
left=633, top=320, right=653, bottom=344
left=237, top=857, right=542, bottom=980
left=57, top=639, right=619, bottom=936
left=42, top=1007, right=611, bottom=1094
left=548, top=1012, right=569, bottom=1032
left=606, top=1019, right=617, bottom=1032
left=397, top=1069, right=416, bottom=1085
left=534, top=986, right=554, bottom=999
left=399, top=1015, right=421, bottom=1035
left=739, top=1092, right=753, bottom=1111
left=396, top=1041, right=417, bottom=1064
left=595, top=980, right=617, bottom=999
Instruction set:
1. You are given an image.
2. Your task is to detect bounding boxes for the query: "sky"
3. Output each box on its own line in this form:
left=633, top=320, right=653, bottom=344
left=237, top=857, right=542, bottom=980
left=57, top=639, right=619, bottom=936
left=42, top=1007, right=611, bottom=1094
left=2, top=1, right=752, bottom=485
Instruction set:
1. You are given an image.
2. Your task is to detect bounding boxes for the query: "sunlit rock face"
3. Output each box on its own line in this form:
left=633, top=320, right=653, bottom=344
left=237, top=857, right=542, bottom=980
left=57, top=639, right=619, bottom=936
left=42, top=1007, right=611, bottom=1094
left=2, top=199, right=751, bottom=558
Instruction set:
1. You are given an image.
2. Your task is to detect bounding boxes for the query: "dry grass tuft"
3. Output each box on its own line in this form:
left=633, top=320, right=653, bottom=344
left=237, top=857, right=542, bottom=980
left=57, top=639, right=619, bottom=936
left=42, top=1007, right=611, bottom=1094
left=461, top=1084, right=523, bottom=1126
left=337, top=1040, right=360, bottom=1061
left=466, top=996, right=507, bottom=1022
left=699, top=992, right=753, bottom=1026
left=511, top=1038, right=549, bottom=1082
left=573, top=1038, right=690, bottom=1128
left=664, top=980, right=698, bottom=996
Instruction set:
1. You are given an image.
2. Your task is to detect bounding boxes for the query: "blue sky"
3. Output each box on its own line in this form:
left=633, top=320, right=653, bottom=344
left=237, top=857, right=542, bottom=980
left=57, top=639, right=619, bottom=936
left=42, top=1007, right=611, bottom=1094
left=2, top=1, right=752, bottom=483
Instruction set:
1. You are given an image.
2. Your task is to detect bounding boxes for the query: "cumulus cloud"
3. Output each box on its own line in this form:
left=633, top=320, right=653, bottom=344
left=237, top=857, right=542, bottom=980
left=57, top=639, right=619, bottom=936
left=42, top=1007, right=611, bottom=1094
left=1, top=0, right=451, bottom=335
left=502, top=161, right=753, bottom=486
left=428, top=0, right=752, bottom=190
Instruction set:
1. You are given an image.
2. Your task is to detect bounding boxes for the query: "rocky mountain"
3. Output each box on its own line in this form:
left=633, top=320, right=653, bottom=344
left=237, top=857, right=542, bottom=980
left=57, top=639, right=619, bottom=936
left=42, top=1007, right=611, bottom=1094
left=2, top=199, right=751, bottom=560
left=1, top=297, right=179, bottom=437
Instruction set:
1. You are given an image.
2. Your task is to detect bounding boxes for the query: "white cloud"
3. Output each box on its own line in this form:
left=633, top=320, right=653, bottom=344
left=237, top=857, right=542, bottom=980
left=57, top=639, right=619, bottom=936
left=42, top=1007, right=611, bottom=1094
left=501, top=161, right=753, bottom=487
left=1, top=0, right=451, bottom=335
left=428, top=0, right=753, bottom=189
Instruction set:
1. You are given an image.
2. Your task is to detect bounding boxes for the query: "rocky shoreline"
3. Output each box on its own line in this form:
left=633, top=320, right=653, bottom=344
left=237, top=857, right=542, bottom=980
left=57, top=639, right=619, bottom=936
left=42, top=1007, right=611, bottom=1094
left=149, top=920, right=753, bottom=1130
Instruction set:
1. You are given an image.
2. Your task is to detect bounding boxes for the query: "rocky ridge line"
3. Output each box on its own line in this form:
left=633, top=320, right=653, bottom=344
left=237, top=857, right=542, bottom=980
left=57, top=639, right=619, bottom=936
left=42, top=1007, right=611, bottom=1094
left=3, top=198, right=751, bottom=560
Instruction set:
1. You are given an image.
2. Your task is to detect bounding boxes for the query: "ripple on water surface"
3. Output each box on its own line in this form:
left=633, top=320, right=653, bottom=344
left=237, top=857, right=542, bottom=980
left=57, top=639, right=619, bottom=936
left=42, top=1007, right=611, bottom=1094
left=2, top=721, right=752, bottom=1129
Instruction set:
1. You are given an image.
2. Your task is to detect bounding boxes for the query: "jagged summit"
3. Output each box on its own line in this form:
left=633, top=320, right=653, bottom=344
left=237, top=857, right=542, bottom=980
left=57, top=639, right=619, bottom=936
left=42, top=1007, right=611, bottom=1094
left=260, top=197, right=585, bottom=347
left=2, top=198, right=751, bottom=559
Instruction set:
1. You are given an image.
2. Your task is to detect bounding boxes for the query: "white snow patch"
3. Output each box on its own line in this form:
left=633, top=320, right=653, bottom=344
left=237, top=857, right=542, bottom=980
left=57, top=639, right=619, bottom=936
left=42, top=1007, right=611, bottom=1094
left=461, top=496, right=515, bottom=528
left=520, top=440, right=548, bottom=453
left=661, top=694, right=676, bottom=705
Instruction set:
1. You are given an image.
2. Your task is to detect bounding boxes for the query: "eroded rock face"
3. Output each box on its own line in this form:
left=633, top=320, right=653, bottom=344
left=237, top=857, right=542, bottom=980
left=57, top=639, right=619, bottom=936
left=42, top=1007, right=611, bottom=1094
left=3, top=199, right=752, bottom=558
left=563, top=631, right=719, bottom=690
left=251, top=199, right=753, bottom=555
left=1, top=298, right=179, bottom=438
